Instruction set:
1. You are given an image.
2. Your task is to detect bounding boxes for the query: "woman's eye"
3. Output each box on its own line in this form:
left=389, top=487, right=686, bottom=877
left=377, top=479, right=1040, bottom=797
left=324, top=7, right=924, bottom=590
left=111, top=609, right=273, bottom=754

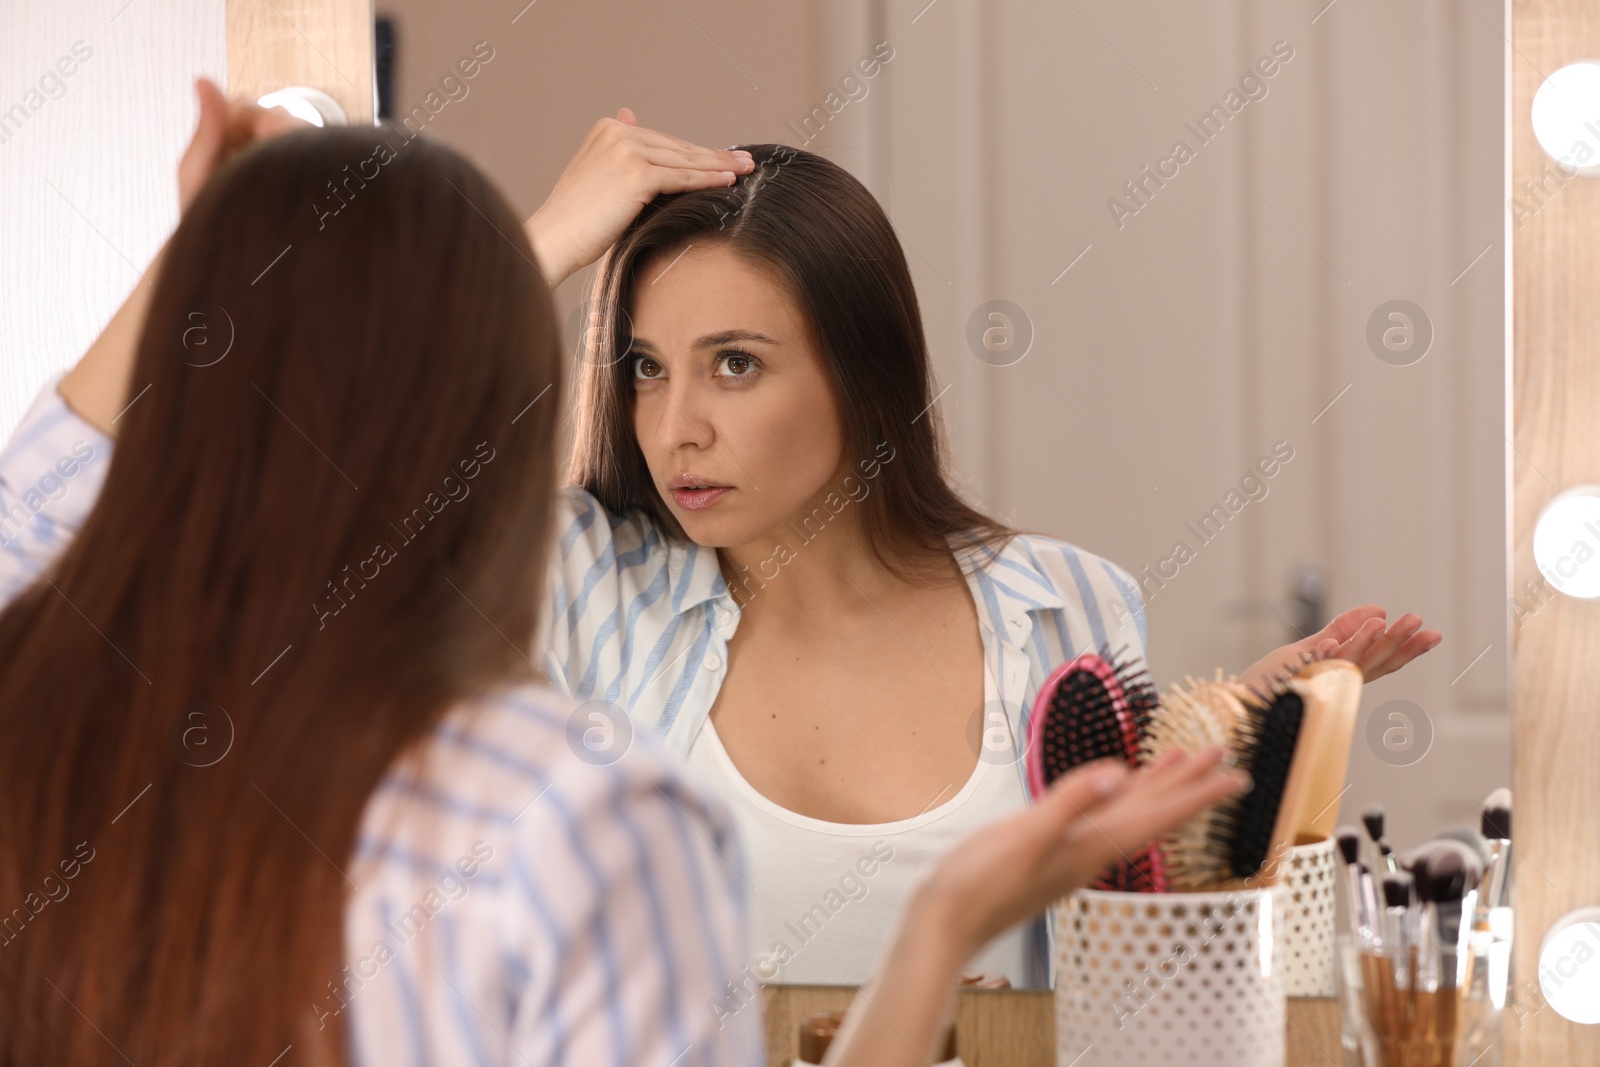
left=633, top=356, right=663, bottom=380
left=715, top=351, right=758, bottom=378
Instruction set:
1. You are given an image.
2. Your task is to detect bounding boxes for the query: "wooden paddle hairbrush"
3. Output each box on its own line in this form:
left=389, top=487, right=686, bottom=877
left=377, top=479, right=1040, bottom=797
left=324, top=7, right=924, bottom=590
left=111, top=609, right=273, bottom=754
left=1026, top=648, right=1167, bottom=891
left=1290, top=658, right=1364, bottom=840
left=1148, top=653, right=1363, bottom=890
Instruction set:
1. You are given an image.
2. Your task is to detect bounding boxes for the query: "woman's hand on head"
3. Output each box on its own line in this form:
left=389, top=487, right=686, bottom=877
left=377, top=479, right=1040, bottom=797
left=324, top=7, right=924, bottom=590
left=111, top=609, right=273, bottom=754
left=178, top=77, right=309, bottom=213
left=1238, top=603, right=1442, bottom=692
left=917, top=749, right=1247, bottom=959
left=524, top=109, right=755, bottom=288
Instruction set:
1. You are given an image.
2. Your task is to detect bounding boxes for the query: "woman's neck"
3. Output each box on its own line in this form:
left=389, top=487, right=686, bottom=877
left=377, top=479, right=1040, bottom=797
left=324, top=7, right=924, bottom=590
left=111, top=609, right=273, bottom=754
left=715, top=508, right=960, bottom=621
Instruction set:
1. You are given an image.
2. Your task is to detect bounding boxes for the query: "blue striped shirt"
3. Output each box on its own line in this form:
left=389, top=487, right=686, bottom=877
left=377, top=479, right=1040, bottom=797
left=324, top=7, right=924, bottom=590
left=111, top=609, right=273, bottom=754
left=537, top=478, right=1149, bottom=987
left=0, top=378, right=764, bottom=1067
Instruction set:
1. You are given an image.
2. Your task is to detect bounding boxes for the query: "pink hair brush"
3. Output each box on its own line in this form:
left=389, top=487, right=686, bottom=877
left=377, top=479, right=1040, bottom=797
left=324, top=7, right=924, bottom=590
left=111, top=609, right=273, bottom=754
left=1025, top=648, right=1168, bottom=892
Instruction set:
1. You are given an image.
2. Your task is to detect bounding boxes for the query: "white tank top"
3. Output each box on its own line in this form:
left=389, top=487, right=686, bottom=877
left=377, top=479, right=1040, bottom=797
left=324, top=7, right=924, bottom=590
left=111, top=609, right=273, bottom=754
left=685, top=659, right=1031, bottom=987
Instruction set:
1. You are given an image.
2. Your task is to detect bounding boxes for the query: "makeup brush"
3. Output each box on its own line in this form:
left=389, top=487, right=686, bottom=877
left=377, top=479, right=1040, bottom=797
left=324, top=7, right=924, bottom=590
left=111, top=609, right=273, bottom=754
left=1425, top=843, right=1483, bottom=972
left=1410, top=848, right=1445, bottom=1059
left=1373, top=871, right=1415, bottom=1065
left=1423, top=845, right=1480, bottom=1067
left=1380, top=870, right=1414, bottom=961
left=1025, top=648, right=1167, bottom=892
left=1336, top=826, right=1372, bottom=941
left=1362, top=804, right=1399, bottom=875
left=1466, top=789, right=1513, bottom=1007
left=1478, top=787, right=1513, bottom=913
left=1358, top=861, right=1379, bottom=946
left=1435, top=827, right=1492, bottom=871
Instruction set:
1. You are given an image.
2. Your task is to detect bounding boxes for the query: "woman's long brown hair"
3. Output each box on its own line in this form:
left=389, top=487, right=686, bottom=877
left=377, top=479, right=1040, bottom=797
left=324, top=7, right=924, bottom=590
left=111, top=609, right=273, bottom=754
left=0, top=129, right=559, bottom=1065
left=568, top=143, right=1012, bottom=582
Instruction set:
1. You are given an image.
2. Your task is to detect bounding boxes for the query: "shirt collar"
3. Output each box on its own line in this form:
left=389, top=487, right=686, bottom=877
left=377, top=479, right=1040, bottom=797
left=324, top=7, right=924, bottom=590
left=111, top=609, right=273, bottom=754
left=662, top=532, right=1067, bottom=630
left=955, top=536, right=1068, bottom=641
left=664, top=536, right=731, bottom=616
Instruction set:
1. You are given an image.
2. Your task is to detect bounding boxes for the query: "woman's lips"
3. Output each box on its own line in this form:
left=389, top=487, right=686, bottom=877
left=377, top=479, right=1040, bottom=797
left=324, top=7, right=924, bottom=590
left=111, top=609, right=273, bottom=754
left=672, top=486, right=733, bottom=511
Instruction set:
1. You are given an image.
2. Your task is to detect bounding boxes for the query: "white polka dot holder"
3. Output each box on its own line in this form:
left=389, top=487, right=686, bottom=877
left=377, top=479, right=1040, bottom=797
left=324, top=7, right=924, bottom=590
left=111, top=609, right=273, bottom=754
left=1055, top=885, right=1288, bottom=1067
left=1281, top=835, right=1339, bottom=997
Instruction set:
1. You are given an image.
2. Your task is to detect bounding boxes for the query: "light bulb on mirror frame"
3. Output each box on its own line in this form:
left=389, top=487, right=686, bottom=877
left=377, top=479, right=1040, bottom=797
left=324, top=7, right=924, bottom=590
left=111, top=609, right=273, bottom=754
left=1531, top=485, right=1600, bottom=599
left=1531, top=60, right=1600, bottom=177
left=256, top=86, right=348, bottom=128
left=1539, top=907, right=1600, bottom=1025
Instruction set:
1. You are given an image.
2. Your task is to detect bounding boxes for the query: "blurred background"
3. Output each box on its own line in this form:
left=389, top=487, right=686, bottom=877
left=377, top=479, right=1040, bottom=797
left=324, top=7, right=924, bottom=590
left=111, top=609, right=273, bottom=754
left=1, top=0, right=1508, bottom=850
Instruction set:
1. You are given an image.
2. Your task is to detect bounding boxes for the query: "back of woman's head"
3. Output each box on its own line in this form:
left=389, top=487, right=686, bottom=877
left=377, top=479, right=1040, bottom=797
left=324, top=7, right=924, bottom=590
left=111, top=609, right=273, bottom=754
left=570, top=143, right=1007, bottom=579
left=0, top=127, right=558, bottom=1065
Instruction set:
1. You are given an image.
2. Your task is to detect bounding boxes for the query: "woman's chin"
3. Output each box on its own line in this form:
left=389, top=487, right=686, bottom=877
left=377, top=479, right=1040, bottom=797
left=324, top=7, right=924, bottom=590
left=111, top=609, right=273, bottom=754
left=672, top=509, right=768, bottom=551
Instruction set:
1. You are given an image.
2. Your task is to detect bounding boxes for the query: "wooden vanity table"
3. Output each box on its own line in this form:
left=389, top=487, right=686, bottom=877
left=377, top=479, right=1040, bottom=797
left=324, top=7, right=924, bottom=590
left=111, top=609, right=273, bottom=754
left=762, top=986, right=1343, bottom=1066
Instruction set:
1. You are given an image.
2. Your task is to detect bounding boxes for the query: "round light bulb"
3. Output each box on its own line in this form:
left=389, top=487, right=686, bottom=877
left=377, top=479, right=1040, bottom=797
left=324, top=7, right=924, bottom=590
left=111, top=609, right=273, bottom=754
left=256, top=86, right=347, bottom=128
left=1531, top=61, right=1600, bottom=177
left=1532, top=486, right=1600, bottom=598
left=1539, top=908, right=1600, bottom=1024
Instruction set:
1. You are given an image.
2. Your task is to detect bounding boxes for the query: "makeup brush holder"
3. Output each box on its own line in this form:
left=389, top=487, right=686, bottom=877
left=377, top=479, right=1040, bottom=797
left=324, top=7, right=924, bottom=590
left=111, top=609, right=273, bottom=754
left=1334, top=930, right=1507, bottom=1067
left=1055, top=885, right=1288, bottom=1067
left=1281, top=834, right=1340, bottom=997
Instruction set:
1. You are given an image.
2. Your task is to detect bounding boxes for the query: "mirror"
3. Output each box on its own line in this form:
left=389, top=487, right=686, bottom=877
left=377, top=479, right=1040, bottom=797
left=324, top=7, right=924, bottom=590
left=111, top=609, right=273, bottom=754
left=373, top=0, right=1508, bottom=992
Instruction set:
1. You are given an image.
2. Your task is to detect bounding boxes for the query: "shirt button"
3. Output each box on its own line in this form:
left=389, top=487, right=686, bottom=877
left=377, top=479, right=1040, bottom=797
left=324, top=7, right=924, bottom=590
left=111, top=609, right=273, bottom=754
left=703, top=654, right=723, bottom=672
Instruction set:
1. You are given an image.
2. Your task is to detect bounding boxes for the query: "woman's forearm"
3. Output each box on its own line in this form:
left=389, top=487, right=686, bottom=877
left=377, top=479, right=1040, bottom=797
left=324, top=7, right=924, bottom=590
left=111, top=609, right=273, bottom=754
left=57, top=242, right=167, bottom=437
left=523, top=212, right=577, bottom=289
left=824, top=884, right=975, bottom=1067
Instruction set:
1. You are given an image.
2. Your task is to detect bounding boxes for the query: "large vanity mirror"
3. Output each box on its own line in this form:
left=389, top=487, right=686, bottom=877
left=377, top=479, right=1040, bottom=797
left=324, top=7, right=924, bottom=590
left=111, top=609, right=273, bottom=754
left=375, top=0, right=1509, bottom=995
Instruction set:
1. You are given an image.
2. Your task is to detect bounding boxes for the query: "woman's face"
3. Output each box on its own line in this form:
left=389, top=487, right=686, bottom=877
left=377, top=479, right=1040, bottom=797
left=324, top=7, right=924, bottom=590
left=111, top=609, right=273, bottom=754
left=628, top=242, right=847, bottom=550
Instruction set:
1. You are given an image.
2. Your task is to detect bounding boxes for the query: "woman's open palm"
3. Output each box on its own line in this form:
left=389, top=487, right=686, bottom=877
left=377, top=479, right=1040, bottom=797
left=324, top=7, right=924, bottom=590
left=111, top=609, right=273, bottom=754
left=1240, top=603, right=1442, bottom=693
left=925, top=748, right=1247, bottom=955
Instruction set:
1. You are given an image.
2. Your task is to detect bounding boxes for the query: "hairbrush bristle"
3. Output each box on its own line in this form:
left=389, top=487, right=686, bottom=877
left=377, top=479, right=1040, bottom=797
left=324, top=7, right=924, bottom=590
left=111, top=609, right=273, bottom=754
left=1158, top=684, right=1305, bottom=883
left=1144, top=677, right=1252, bottom=889
left=1031, top=648, right=1167, bottom=892
left=1382, top=870, right=1414, bottom=909
left=1034, top=651, right=1150, bottom=785
left=1361, top=805, right=1386, bottom=843
left=1335, top=826, right=1361, bottom=866
left=1143, top=682, right=1236, bottom=759
left=1212, top=688, right=1307, bottom=880
left=1482, top=787, right=1512, bottom=841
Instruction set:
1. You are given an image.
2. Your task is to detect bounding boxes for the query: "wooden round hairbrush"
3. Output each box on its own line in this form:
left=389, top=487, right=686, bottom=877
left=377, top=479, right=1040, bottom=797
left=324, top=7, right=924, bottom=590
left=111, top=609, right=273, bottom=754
left=1026, top=649, right=1167, bottom=892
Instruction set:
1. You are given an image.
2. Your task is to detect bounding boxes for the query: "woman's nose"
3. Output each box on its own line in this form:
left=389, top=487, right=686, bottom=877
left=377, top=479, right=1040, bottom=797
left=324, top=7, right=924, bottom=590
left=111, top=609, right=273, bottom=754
left=642, top=380, right=715, bottom=451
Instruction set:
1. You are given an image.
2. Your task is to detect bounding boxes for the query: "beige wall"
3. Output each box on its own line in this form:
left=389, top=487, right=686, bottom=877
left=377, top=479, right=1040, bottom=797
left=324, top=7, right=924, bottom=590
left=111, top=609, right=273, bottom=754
left=377, top=0, right=824, bottom=239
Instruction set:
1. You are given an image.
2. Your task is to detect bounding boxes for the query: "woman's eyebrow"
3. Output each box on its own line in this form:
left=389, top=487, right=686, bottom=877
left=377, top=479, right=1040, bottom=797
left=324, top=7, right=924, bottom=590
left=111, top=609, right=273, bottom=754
left=629, top=329, right=783, bottom=353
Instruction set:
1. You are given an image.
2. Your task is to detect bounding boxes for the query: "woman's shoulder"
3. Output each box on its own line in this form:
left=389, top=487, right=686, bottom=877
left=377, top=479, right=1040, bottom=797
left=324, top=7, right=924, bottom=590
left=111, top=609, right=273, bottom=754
left=350, top=680, right=741, bottom=931
left=977, top=531, right=1142, bottom=606
left=553, top=483, right=655, bottom=549
left=549, top=484, right=679, bottom=583
left=343, top=680, right=751, bottom=1064
left=384, top=680, right=732, bottom=834
left=968, top=532, right=1146, bottom=650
